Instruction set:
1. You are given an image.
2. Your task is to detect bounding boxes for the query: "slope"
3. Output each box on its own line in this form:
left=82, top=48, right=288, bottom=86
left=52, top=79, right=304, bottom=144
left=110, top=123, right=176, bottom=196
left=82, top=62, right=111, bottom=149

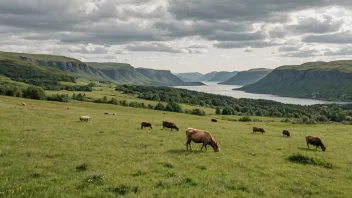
left=197, top=71, right=218, bottom=81
left=208, top=71, right=238, bottom=82
left=238, top=61, right=352, bottom=101
left=219, top=68, right=272, bottom=86
left=175, top=72, right=204, bottom=82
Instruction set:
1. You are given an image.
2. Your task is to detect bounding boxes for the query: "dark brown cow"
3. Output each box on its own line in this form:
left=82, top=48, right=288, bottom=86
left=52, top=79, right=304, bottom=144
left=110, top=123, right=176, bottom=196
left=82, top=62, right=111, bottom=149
left=162, top=121, right=179, bottom=131
left=211, top=118, right=217, bottom=122
left=306, top=136, right=326, bottom=151
left=141, top=122, right=152, bottom=129
left=282, top=130, right=290, bottom=137
left=253, top=127, right=265, bottom=134
left=186, top=128, right=220, bottom=152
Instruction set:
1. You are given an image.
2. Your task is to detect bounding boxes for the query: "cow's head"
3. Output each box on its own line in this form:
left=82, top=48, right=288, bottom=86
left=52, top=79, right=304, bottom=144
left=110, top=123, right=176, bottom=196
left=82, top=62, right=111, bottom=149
left=173, top=125, right=179, bottom=131
left=211, top=141, right=220, bottom=152
left=321, top=144, right=326, bottom=152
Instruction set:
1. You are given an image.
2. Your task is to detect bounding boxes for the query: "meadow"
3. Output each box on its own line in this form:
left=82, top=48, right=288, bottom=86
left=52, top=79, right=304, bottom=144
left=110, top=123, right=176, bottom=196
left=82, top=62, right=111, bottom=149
left=1, top=94, right=352, bottom=198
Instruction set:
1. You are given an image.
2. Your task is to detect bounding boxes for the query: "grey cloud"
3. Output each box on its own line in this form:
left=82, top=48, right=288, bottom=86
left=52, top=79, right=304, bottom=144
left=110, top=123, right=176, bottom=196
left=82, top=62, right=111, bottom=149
left=281, top=49, right=320, bottom=57
left=126, top=43, right=182, bottom=53
left=287, top=16, right=343, bottom=34
left=303, top=31, right=352, bottom=43
left=206, top=31, right=264, bottom=41
left=214, top=41, right=278, bottom=49
left=324, top=47, right=352, bottom=56
left=68, top=44, right=108, bottom=54
left=278, top=46, right=301, bottom=52
left=168, top=0, right=349, bottom=22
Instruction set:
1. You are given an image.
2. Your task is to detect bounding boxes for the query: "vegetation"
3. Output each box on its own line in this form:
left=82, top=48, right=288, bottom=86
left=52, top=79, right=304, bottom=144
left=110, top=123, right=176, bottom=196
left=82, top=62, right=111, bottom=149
left=219, top=68, right=272, bottom=86
left=115, top=84, right=352, bottom=123
left=239, top=61, right=352, bottom=101
left=1, top=95, right=352, bottom=197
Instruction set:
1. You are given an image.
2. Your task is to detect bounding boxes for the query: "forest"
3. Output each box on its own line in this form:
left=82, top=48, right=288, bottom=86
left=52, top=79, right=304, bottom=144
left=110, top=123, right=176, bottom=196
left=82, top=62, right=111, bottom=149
left=115, top=84, right=352, bottom=123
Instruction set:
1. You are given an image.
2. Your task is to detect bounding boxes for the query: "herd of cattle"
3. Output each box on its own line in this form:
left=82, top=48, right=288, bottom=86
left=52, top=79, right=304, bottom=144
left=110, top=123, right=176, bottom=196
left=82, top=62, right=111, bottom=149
left=79, top=114, right=326, bottom=153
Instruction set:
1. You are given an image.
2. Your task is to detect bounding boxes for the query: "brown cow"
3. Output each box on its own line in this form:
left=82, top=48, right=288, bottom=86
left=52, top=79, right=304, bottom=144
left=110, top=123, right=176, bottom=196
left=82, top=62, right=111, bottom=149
left=186, top=128, right=220, bottom=152
left=253, top=127, right=265, bottom=134
left=282, top=130, right=290, bottom=137
left=211, top=118, right=217, bottom=122
left=162, top=121, right=179, bottom=131
left=141, top=122, right=152, bottom=129
left=306, top=136, right=326, bottom=151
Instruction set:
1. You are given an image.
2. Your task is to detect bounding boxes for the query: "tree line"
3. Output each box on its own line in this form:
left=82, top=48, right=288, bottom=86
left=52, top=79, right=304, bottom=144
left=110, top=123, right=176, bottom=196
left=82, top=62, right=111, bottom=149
left=115, top=84, right=352, bottom=123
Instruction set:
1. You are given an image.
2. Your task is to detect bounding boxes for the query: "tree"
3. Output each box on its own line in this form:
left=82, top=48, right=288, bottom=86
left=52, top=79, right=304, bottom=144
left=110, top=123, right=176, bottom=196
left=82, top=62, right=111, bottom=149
left=23, top=86, right=45, bottom=100
left=154, top=102, right=165, bottom=111
left=215, top=107, right=222, bottom=115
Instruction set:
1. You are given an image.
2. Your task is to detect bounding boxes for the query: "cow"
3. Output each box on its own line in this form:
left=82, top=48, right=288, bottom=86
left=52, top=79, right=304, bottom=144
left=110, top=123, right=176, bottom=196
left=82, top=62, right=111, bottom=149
left=282, top=130, right=290, bottom=137
left=253, top=127, right=265, bottom=134
left=104, top=112, right=110, bottom=115
left=306, top=136, right=326, bottom=151
left=79, top=116, right=90, bottom=122
left=211, top=118, right=218, bottom=122
left=21, top=102, right=26, bottom=106
left=141, top=122, right=153, bottom=129
left=162, top=121, right=179, bottom=131
left=112, top=113, right=116, bottom=115
left=186, top=128, right=220, bottom=152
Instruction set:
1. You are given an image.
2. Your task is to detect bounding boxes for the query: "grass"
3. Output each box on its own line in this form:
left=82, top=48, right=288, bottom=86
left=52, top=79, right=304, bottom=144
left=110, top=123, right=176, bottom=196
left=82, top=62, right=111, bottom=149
left=1, top=95, right=352, bottom=197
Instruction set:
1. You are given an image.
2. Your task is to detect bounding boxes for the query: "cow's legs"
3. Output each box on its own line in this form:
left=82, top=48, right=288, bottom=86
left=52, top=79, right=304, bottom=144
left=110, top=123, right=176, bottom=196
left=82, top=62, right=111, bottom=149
left=186, top=140, right=192, bottom=150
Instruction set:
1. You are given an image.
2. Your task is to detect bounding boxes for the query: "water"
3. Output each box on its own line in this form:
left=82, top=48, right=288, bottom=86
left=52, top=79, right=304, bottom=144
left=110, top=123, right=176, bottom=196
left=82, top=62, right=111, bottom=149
left=173, top=82, right=349, bottom=106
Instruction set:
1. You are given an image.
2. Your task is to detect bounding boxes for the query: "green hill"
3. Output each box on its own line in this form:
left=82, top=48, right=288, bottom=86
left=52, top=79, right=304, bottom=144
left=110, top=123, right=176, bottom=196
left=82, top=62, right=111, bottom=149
left=208, top=71, right=238, bottom=82
left=175, top=72, right=204, bottom=82
left=238, top=61, right=352, bottom=101
left=197, top=71, right=218, bottom=81
left=219, top=68, right=272, bottom=86
left=0, top=51, right=202, bottom=87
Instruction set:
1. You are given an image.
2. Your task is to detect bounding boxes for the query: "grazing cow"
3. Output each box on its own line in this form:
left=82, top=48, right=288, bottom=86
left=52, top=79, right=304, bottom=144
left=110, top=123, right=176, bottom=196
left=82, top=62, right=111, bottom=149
left=282, top=130, right=290, bottom=137
left=141, top=122, right=153, bottom=129
left=79, top=116, right=90, bottom=122
left=162, top=121, right=179, bottom=131
left=104, top=112, right=110, bottom=115
left=112, top=113, right=116, bottom=115
left=21, top=102, right=26, bottom=106
left=253, top=127, right=265, bottom=134
left=211, top=118, right=218, bottom=122
left=306, top=136, right=326, bottom=151
left=186, top=128, right=220, bottom=152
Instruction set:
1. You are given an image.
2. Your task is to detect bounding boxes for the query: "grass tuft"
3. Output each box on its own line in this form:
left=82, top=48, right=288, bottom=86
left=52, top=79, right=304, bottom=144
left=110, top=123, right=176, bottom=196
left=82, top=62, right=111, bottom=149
left=287, top=153, right=333, bottom=169
left=76, top=164, right=88, bottom=172
left=107, top=184, right=139, bottom=196
left=85, top=170, right=104, bottom=185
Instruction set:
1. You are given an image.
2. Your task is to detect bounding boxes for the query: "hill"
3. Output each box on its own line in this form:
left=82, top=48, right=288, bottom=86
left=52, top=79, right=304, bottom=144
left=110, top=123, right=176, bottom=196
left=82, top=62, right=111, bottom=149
left=175, top=72, right=204, bottom=82
left=219, top=68, right=272, bottom=86
left=208, top=71, right=238, bottom=82
left=87, top=62, right=204, bottom=86
left=0, top=51, right=202, bottom=87
left=238, top=61, right=352, bottom=101
left=197, top=71, right=218, bottom=81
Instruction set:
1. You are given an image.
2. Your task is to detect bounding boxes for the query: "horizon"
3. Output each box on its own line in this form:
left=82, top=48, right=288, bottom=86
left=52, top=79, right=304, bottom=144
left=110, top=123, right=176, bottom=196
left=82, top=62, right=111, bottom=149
left=1, top=1, right=352, bottom=73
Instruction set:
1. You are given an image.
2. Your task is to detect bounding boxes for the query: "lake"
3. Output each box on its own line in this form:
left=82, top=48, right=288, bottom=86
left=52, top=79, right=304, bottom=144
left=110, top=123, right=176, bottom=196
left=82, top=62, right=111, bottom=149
left=173, top=82, right=349, bottom=106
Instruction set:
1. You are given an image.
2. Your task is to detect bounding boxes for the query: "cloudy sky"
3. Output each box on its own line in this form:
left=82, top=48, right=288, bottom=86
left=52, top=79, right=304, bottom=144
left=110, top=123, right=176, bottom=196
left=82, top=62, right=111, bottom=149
left=1, top=0, right=352, bottom=73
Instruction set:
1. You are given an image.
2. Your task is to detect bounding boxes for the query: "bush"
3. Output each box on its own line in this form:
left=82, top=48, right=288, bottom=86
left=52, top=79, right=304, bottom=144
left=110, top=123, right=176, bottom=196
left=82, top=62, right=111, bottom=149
left=47, top=94, right=70, bottom=102
left=287, top=153, right=333, bottom=169
left=185, top=109, right=206, bottom=116
left=239, top=116, right=252, bottom=122
left=22, top=86, right=46, bottom=100
left=154, top=102, right=165, bottom=111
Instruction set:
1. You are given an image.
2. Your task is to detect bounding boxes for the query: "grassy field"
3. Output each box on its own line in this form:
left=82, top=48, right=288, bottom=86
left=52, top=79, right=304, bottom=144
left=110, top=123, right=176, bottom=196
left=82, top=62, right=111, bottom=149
left=1, top=95, right=352, bottom=198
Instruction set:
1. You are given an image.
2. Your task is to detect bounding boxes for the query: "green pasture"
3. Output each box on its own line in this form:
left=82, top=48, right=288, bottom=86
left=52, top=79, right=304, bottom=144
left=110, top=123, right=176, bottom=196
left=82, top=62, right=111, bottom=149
left=0, top=95, right=351, bottom=197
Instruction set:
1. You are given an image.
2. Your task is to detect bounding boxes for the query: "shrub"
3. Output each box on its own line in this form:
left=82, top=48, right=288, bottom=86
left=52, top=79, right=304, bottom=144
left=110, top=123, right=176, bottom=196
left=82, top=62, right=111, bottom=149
left=22, top=86, right=46, bottom=100
left=47, top=94, right=70, bottom=102
left=287, top=153, right=333, bottom=169
left=239, top=116, right=252, bottom=122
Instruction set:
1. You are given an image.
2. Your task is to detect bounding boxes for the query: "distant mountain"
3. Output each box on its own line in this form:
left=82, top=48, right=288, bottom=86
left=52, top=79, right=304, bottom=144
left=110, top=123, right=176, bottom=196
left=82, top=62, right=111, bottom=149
left=219, top=68, right=272, bottom=86
left=175, top=72, right=204, bottom=82
left=208, top=71, right=238, bottom=82
left=0, top=51, right=203, bottom=87
left=197, top=71, right=218, bottom=81
left=238, top=61, right=352, bottom=101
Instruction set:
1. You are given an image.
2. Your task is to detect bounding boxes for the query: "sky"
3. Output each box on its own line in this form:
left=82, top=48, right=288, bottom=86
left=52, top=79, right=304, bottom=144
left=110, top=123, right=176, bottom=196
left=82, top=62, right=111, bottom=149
left=1, top=0, right=352, bottom=73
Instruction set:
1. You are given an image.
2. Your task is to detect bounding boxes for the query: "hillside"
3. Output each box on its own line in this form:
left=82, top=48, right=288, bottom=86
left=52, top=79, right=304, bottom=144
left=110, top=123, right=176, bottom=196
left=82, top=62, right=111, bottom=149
left=208, top=71, right=238, bottom=82
left=0, top=51, right=202, bottom=87
left=175, top=72, right=204, bottom=82
left=238, top=61, right=352, bottom=101
left=219, top=68, right=272, bottom=86
left=88, top=62, right=204, bottom=86
left=197, top=71, right=218, bottom=81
